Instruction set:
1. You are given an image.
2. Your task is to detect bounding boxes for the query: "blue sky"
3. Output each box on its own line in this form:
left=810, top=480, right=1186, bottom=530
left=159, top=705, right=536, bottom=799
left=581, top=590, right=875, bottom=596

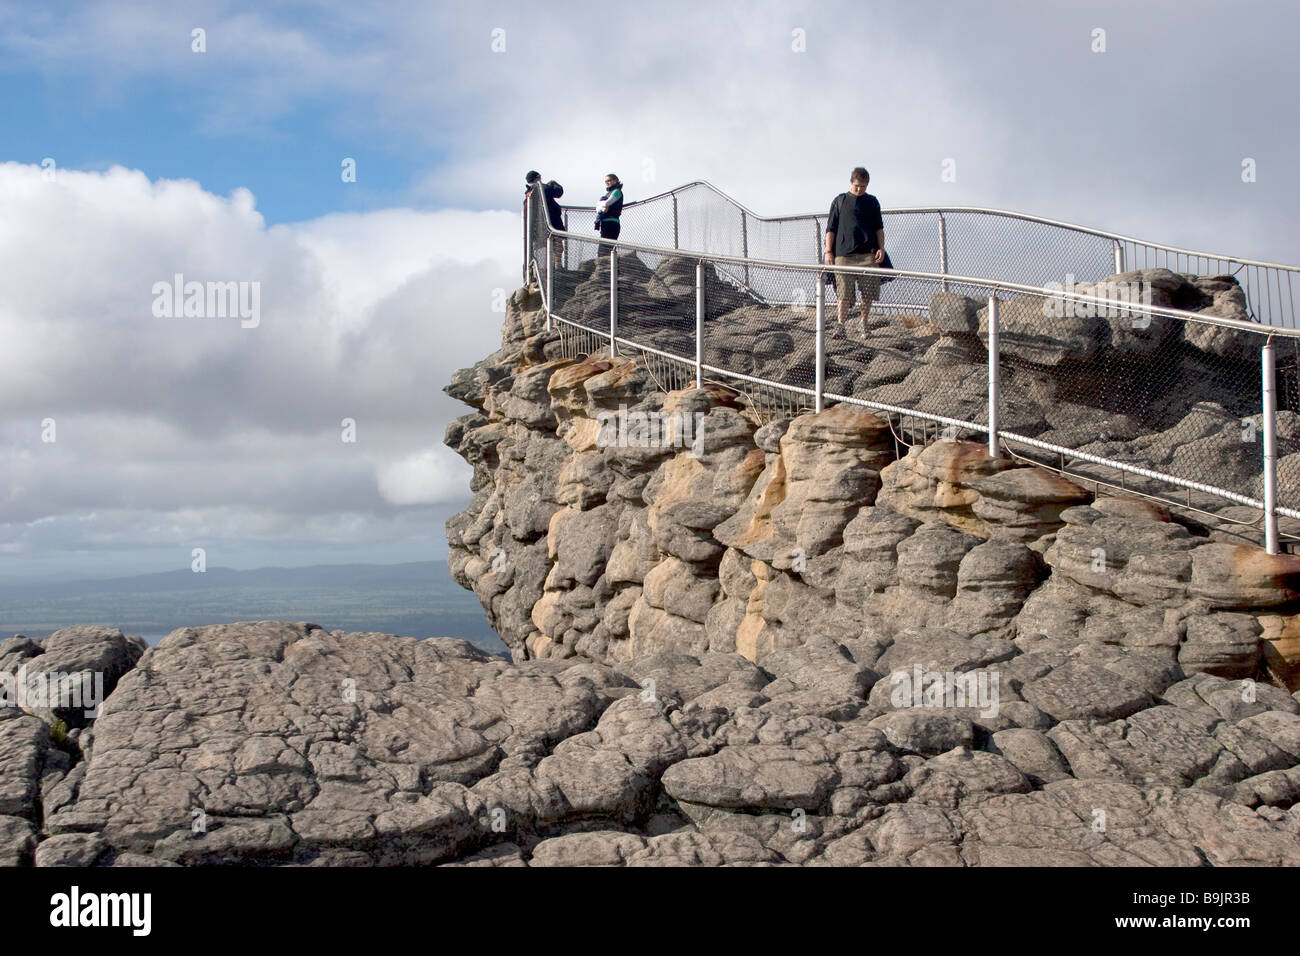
left=0, top=0, right=1297, bottom=584
left=5, top=68, right=422, bottom=223
left=3, top=1, right=1297, bottom=240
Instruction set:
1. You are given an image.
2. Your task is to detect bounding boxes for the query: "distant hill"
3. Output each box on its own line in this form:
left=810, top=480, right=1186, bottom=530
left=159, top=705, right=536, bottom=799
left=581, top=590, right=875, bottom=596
left=0, top=561, right=506, bottom=655
left=0, top=561, right=454, bottom=597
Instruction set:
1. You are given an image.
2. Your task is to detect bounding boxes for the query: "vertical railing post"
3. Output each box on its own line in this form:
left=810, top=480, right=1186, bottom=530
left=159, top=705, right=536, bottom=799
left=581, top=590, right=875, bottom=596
left=740, top=209, right=750, bottom=289
left=814, top=272, right=825, bottom=413
left=1114, top=241, right=1124, bottom=275
left=938, top=213, right=949, bottom=293
left=523, top=194, right=532, bottom=284
left=695, top=261, right=704, bottom=388
left=1263, top=338, right=1279, bottom=554
left=545, top=237, right=553, bottom=332
left=562, top=210, right=569, bottom=270
left=609, top=250, right=619, bottom=357
left=672, top=194, right=680, bottom=250
left=987, top=294, right=1001, bottom=458
left=815, top=221, right=824, bottom=266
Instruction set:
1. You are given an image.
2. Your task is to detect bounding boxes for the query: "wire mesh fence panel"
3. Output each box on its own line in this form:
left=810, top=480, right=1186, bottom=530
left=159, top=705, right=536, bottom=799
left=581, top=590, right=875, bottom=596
left=671, top=185, right=749, bottom=259
left=1273, top=332, right=1300, bottom=514
left=615, top=190, right=678, bottom=269
left=750, top=263, right=819, bottom=396
left=985, top=285, right=1284, bottom=519
left=556, top=184, right=1300, bottom=328
left=549, top=235, right=606, bottom=339
left=830, top=273, right=990, bottom=441
left=943, top=212, right=1116, bottom=290
left=696, top=259, right=814, bottom=415
left=742, top=210, right=825, bottom=266
left=614, top=249, right=696, bottom=364
left=527, top=187, right=550, bottom=279
left=879, top=211, right=943, bottom=278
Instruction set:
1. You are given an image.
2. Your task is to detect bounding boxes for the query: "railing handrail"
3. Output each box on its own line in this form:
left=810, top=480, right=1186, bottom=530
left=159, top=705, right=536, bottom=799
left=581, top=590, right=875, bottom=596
left=558, top=179, right=1300, bottom=276
left=545, top=226, right=1300, bottom=338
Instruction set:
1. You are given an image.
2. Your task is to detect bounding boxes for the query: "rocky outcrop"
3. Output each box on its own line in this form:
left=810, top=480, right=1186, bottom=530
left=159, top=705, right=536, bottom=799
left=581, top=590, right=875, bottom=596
left=5, top=267, right=1297, bottom=867
left=0, top=626, right=147, bottom=865
left=15, top=619, right=1300, bottom=866
left=422, top=279, right=1300, bottom=864
left=1, top=612, right=1297, bottom=865
left=446, top=286, right=1300, bottom=685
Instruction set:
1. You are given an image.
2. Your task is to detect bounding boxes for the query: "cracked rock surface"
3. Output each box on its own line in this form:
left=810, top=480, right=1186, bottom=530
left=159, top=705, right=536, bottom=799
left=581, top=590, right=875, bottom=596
left=0, top=619, right=1291, bottom=866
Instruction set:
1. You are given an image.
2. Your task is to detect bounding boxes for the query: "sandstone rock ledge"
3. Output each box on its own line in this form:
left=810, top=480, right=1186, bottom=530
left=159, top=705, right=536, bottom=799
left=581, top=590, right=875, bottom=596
left=4, top=621, right=1300, bottom=866
left=446, top=284, right=1300, bottom=688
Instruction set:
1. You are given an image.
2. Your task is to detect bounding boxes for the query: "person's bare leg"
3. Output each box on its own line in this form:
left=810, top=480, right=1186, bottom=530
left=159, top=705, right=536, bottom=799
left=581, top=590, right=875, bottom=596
left=860, top=278, right=879, bottom=336
left=831, top=260, right=848, bottom=331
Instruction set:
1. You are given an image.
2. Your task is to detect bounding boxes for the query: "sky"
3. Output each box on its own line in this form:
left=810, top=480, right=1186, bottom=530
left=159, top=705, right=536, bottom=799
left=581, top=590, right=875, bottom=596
left=0, top=0, right=1297, bottom=583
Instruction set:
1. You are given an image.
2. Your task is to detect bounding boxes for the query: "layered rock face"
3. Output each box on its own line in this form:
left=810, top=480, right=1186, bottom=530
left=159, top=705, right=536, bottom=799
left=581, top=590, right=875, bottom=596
left=446, top=283, right=1300, bottom=687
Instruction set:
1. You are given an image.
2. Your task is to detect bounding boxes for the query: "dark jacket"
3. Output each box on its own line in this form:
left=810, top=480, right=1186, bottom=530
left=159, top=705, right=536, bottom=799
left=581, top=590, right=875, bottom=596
left=596, top=183, right=624, bottom=228
left=526, top=180, right=565, bottom=231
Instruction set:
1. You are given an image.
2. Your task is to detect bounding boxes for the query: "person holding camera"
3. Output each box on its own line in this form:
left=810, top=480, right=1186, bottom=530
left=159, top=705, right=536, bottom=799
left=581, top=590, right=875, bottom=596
left=595, top=173, right=623, bottom=257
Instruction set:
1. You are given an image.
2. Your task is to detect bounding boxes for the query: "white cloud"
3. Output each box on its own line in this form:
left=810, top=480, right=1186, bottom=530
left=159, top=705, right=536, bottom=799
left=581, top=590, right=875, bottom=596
left=376, top=447, right=468, bottom=506
left=0, top=161, right=512, bottom=573
left=4, top=0, right=1297, bottom=263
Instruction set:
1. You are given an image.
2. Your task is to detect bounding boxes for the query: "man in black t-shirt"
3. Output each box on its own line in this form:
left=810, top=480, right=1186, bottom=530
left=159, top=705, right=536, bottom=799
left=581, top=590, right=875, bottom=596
left=824, top=167, right=886, bottom=335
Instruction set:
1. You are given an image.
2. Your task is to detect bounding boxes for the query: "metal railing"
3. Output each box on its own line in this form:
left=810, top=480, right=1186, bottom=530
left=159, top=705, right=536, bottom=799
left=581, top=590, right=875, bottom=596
left=551, top=180, right=1300, bottom=330
left=525, top=185, right=1300, bottom=553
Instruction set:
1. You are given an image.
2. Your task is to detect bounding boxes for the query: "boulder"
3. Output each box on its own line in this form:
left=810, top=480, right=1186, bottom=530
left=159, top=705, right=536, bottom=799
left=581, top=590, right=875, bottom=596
left=867, top=711, right=977, bottom=756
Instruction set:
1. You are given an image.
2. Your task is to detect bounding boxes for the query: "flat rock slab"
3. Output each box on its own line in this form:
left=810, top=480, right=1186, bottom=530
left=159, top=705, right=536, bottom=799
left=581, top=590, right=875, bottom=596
left=44, top=622, right=621, bottom=865
left=0, top=814, right=35, bottom=866
left=1021, top=660, right=1155, bottom=722
left=661, top=745, right=839, bottom=810
left=867, top=711, right=977, bottom=756
left=0, top=713, right=48, bottom=819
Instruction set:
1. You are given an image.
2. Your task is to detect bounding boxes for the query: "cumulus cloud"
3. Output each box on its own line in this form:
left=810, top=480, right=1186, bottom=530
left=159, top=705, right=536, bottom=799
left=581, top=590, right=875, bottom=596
left=5, top=0, right=1298, bottom=264
left=376, top=447, right=468, bottom=506
left=0, top=161, right=514, bottom=578
left=410, top=1, right=1298, bottom=263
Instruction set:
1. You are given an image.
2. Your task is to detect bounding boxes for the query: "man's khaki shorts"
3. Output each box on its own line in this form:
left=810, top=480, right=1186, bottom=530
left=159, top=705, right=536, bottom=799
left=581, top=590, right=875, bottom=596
left=834, top=253, right=882, bottom=305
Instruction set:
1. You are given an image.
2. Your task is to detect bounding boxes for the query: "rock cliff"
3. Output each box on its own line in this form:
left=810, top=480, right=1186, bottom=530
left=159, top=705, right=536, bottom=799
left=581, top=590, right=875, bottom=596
left=7, top=273, right=1300, bottom=867
left=445, top=277, right=1300, bottom=689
